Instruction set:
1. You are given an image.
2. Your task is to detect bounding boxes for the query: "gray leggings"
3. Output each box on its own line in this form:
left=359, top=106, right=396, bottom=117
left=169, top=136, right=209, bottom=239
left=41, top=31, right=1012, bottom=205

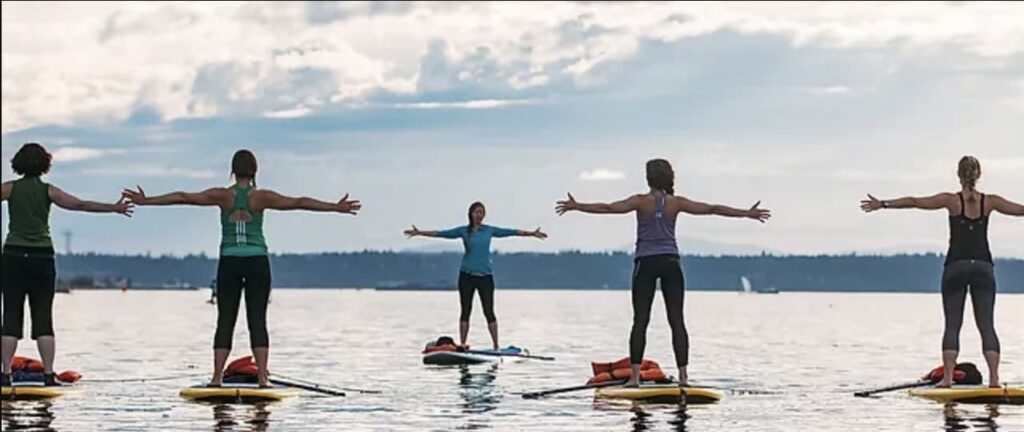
left=941, top=260, right=1000, bottom=353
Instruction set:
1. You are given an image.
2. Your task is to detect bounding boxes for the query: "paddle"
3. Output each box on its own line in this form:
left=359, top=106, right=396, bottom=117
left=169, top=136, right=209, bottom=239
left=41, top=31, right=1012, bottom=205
left=854, top=380, right=932, bottom=398
left=268, top=378, right=346, bottom=397
left=853, top=363, right=981, bottom=397
left=272, top=373, right=382, bottom=395
left=521, top=379, right=629, bottom=399
left=464, top=350, right=555, bottom=361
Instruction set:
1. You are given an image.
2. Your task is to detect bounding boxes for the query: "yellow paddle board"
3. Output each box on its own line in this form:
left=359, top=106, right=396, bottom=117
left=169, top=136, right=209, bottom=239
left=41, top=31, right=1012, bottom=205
left=180, top=384, right=296, bottom=403
left=910, top=386, right=1023, bottom=405
left=2, top=383, right=71, bottom=401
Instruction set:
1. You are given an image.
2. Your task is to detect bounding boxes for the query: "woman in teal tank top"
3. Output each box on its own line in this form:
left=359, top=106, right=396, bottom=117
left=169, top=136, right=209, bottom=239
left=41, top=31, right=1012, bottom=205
left=123, top=150, right=361, bottom=387
left=1, top=143, right=132, bottom=387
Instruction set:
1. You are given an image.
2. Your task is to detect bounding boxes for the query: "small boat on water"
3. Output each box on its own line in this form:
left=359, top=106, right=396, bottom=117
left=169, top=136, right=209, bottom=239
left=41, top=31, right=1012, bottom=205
left=740, top=276, right=780, bottom=294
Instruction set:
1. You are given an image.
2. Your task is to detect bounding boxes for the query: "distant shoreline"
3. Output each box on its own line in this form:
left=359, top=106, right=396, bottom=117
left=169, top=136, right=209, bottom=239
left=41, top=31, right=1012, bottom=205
left=51, top=252, right=1024, bottom=293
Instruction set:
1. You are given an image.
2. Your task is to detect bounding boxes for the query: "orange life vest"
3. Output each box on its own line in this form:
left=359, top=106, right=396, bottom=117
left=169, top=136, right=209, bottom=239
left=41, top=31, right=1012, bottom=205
left=10, top=356, right=82, bottom=383
left=587, top=357, right=667, bottom=385
left=224, top=356, right=259, bottom=376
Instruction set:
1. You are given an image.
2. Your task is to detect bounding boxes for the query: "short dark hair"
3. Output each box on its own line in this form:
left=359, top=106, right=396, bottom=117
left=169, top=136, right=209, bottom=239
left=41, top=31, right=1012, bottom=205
left=11, top=143, right=52, bottom=177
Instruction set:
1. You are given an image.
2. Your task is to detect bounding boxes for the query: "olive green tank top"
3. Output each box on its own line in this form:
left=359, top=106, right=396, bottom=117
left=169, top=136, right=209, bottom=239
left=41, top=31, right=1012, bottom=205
left=219, top=185, right=268, bottom=257
left=5, top=176, right=53, bottom=248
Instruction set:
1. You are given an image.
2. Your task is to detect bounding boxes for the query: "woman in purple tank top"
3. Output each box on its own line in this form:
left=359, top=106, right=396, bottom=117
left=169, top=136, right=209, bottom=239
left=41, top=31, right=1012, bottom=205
left=556, top=159, right=770, bottom=387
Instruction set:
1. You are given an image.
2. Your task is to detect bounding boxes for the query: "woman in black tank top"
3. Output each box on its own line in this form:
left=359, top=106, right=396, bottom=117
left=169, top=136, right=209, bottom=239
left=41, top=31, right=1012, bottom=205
left=860, top=156, right=1024, bottom=388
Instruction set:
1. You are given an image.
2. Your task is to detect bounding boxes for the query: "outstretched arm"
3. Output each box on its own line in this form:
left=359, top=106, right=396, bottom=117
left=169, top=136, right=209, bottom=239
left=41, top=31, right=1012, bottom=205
left=860, top=193, right=952, bottom=212
left=1, top=181, right=11, bottom=202
left=555, top=193, right=639, bottom=215
left=493, top=226, right=548, bottom=239
left=989, top=195, right=1024, bottom=217
left=50, top=185, right=133, bottom=217
left=404, top=225, right=464, bottom=239
left=260, top=191, right=361, bottom=214
left=678, top=197, right=771, bottom=223
left=123, top=186, right=226, bottom=207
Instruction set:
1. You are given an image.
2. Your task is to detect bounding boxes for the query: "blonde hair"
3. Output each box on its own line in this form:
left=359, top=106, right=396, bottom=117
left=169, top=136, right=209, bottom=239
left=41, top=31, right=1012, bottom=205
left=957, top=156, right=981, bottom=191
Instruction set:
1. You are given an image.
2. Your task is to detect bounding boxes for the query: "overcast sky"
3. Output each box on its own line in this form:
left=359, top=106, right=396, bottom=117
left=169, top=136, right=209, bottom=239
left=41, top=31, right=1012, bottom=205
left=2, top=2, right=1022, bottom=257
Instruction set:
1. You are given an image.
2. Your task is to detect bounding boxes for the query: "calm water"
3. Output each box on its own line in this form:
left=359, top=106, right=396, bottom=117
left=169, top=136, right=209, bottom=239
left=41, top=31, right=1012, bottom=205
left=1, top=290, right=1022, bottom=432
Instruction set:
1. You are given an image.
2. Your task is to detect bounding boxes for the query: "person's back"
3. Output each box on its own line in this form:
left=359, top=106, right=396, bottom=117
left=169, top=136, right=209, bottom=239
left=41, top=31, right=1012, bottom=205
left=6, top=176, right=53, bottom=249
left=219, top=185, right=268, bottom=257
left=945, top=190, right=992, bottom=265
left=634, top=193, right=679, bottom=258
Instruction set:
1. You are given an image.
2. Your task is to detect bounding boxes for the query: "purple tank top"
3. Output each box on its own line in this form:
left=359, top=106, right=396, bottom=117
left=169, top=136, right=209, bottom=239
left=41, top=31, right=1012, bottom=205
left=635, top=194, right=679, bottom=257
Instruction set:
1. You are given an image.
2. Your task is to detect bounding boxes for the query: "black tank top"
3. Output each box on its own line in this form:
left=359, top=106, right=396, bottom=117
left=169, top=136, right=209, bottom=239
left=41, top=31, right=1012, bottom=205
left=945, top=192, right=992, bottom=265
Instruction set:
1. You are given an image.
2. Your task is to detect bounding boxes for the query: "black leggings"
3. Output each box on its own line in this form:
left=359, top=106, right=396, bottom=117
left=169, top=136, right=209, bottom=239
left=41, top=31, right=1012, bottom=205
left=1, top=247, right=57, bottom=340
left=458, top=272, right=496, bottom=324
left=214, top=256, right=272, bottom=350
left=941, top=260, right=999, bottom=353
left=630, top=254, right=688, bottom=367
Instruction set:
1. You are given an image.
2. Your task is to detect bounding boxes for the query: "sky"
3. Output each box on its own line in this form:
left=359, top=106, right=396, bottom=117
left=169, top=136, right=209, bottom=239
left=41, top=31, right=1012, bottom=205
left=1, top=1, right=1022, bottom=257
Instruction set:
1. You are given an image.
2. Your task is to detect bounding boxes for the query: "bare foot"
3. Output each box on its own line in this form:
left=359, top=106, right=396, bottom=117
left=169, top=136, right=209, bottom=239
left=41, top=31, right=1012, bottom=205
left=989, top=379, right=1001, bottom=389
left=208, top=373, right=223, bottom=387
left=258, top=371, right=270, bottom=388
left=934, top=379, right=953, bottom=388
left=624, top=378, right=640, bottom=388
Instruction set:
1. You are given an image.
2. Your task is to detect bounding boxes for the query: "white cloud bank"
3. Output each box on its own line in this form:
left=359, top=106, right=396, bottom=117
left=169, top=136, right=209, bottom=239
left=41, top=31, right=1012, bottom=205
left=580, top=168, right=626, bottom=181
left=3, top=2, right=1023, bottom=132
left=52, top=147, right=111, bottom=162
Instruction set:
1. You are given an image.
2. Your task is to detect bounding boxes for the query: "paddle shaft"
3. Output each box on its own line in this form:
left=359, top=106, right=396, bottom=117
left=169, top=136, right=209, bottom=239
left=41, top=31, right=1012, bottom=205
left=269, top=378, right=346, bottom=397
left=522, top=379, right=628, bottom=399
left=465, top=350, right=555, bottom=361
left=854, top=380, right=932, bottom=397
left=273, top=373, right=381, bottom=394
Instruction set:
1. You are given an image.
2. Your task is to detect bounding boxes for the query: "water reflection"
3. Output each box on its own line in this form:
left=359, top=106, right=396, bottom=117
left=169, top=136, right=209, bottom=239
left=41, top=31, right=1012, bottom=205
left=1, top=401, right=57, bottom=432
left=458, top=364, right=501, bottom=414
left=942, top=404, right=1000, bottom=432
left=593, top=398, right=691, bottom=432
left=629, top=405, right=689, bottom=432
left=210, top=402, right=272, bottom=432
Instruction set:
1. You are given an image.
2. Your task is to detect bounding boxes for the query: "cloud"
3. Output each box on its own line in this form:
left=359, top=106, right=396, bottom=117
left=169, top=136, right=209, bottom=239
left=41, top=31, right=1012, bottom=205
left=83, top=165, right=217, bottom=179
left=803, top=85, right=851, bottom=95
left=580, top=168, right=625, bottom=181
left=51, top=147, right=109, bottom=162
left=4, top=2, right=1023, bottom=132
left=390, top=99, right=540, bottom=109
left=263, top=106, right=313, bottom=119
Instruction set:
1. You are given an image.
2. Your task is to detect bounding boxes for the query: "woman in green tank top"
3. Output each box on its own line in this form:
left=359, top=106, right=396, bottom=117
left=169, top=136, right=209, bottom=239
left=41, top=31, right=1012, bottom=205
left=1, top=143, right=133, bottom=387
left=123, top=150, right=361, bottom=387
